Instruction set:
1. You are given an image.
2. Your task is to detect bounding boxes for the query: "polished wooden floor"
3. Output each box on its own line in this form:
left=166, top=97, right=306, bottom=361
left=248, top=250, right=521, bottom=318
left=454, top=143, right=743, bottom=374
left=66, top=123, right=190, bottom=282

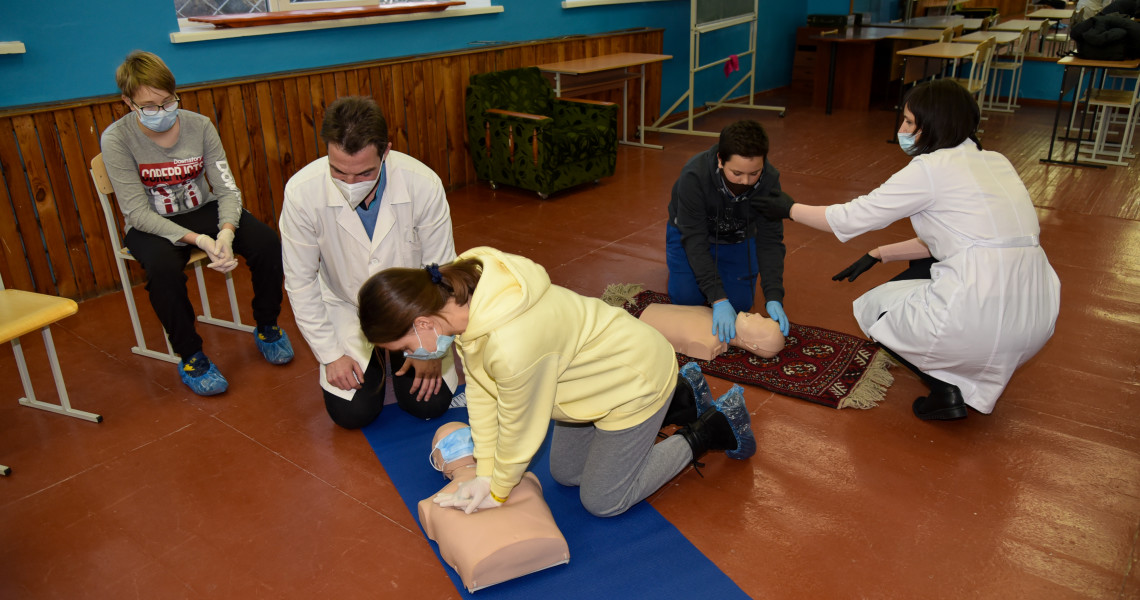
left=2, top=94, right=1138, bottom=599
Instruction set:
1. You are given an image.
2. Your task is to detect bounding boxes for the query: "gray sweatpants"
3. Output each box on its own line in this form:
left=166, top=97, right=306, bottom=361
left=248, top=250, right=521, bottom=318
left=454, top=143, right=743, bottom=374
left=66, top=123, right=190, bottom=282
left=549, top=398, right=693, bottom=518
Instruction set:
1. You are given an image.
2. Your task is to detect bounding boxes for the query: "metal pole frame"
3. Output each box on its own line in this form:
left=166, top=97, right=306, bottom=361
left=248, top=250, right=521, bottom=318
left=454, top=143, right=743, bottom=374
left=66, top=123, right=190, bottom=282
left=642, top=0, right=785, bottom=139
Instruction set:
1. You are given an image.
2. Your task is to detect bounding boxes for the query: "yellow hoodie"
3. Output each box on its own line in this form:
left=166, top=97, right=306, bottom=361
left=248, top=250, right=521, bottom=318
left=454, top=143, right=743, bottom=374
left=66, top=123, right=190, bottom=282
left=457, top=247, right=678, bottom=500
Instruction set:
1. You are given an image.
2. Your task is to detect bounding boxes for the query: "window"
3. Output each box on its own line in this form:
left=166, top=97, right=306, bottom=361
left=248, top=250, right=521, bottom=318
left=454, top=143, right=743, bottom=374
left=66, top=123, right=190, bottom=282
left=174, top=0, right=488, bottom=19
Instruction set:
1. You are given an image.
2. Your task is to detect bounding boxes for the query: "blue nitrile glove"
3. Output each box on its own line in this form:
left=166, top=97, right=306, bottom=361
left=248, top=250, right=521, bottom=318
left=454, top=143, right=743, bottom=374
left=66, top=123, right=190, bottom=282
left=766, top=300, right=789, bottom=336
left=712, top=299, right=736, bottom=343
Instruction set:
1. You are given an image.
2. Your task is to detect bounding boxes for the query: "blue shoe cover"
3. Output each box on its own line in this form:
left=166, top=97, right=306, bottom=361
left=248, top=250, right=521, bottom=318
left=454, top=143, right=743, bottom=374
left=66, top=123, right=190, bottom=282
left=680, top=362, right=714, bottom=416
left=713, top=385, right=755, bottom=460
left=255, top=326, right=294, bottom=365
left=179, top=352, right=228, bottom=396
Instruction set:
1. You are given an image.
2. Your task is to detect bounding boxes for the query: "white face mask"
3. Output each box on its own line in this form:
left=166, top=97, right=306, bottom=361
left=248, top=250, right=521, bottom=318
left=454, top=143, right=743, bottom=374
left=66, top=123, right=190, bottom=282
left=332, top=176, right=379, bottom=209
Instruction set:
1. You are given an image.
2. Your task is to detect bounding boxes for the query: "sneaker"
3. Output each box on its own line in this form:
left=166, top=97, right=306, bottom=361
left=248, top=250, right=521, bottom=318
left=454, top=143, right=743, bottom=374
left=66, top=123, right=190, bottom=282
left=713, top=385, right=756, bottom=460
left=178, top=351, right=228, bottom=396
left=255, top=325, right=294, bottom=365
left=449, top=387, right=467, bottom=409
left=680, top=362, right=714, bottom=416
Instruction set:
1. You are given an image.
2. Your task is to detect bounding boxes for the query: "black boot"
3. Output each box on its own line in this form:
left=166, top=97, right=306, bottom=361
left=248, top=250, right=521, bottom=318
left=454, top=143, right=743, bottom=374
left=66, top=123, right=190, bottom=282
left=676, top=409, right=738, bottom=465
left=662, top=372, right=698, bottom=427
left=913, top=384, right=967, bottom=421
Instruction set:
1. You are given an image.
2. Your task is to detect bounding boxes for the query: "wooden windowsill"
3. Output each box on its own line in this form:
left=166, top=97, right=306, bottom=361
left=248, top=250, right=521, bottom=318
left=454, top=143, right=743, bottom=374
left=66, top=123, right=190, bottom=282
left=562, top=0, right=672, bottom=7
left=170, top=5, right=502, bottom=43
left=0, top=41, right=26, bottom=54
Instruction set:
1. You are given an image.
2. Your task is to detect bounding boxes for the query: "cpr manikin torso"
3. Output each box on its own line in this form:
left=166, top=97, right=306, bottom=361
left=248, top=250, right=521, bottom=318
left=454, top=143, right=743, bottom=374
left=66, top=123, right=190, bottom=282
left=419, top=422, right=569, bottom=592
left=638, top=304, right=786, bottom=361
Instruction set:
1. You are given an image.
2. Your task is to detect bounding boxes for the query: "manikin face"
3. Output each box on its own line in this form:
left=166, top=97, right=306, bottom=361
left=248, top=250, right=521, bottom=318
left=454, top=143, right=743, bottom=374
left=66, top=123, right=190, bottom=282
left=900, top=106, right=921, bottom=137
left=327, top=142, right=390, bottom=184
left=717, top=154, right=765, bottom=186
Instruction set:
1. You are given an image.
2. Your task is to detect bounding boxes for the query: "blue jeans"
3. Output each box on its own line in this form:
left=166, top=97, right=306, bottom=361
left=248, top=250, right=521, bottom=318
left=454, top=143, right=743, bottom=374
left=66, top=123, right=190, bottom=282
left=665, top=224, right=758, bottom=311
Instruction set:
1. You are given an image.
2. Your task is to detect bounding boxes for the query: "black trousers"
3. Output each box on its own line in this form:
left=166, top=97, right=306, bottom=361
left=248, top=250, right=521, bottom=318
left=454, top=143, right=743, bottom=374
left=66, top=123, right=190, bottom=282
left=878, top=257, right=954, bottom=393
left=123, top=203, right=283, bottom=359
left=323, top=350, right=452, bottom=430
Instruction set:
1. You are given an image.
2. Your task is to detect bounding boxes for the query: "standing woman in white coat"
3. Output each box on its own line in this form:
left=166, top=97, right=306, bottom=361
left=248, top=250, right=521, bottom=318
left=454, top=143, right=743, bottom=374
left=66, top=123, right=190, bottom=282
left=763, top=79, right=1060, bottom=421
left=281, top=97, right=459, bottom=429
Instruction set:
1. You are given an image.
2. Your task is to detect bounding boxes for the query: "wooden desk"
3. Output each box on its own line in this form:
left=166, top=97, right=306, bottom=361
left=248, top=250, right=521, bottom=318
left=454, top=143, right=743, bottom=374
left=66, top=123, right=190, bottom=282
left=955, top=30, right=1022, bottom=45
left=990, top=19, right=1048, bottom=33
left=869, top=16, right=983, bottom=30
left=537, top=52, right=672, bottom=149
left=890, top=43, right=980, bottom=140
left=1041, top=55, right=1140, bottom=168
left=814, top=27, right=906, bottom=113
left=887, top=28, right=947, bottom=42
left=1027, top=8, right=1074, bottom=20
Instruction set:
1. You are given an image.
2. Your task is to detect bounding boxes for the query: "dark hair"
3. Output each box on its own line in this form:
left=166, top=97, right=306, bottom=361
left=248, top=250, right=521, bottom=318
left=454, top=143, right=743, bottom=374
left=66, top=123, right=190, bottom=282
left=903, top=79, right=982, bottom=155
left=358, top=259, right=483, bottom=344
left=717, top=120, right=769, bottom=162
left=321, top=96, right=389, bottom=155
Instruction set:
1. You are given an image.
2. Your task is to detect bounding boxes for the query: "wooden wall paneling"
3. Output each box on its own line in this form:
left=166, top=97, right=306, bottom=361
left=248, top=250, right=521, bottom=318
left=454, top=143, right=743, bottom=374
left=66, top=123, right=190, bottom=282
left=309, top=74, right=328, bottom=158
left=359, top=67, right=378, bottom=101
left=40, top=110, right=99, bottom=298
left=440, top=56, right=467, bottom=190
left=411, top=61, right=431, bottom=162
left=263, top=81, right=292, bottom=221
left=181, top=91, right=201, bottom=115
left=0, top=122, right=35, bottom=292
left=71, top=106, right=119, bottom=289
left=213, top=87, right=254, bottom=225
left=346, top=69, right=362, bottom=97
left=10, top=116, right=70, bottom=296
left=285, top=77, right=315, bottom=170
left=389, top=63, right=408, bottom=154
left=456, top=54, right=475, bottom=185
left=242, top=82, right=275, bottom=226
left=332, top=71, right=348, bottom=98
left=422, top=59, right=448, bottom=182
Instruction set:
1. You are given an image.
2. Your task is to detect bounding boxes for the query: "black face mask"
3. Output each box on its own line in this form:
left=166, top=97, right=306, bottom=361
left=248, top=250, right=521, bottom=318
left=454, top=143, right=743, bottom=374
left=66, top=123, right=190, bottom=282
left=721, top=172, right=757, bottom=198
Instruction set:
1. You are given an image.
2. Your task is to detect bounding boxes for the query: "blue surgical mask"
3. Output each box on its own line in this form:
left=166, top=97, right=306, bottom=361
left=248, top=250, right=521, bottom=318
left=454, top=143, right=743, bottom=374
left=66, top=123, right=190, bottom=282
left=138, top=109, right=178, bottom=133
left=897, top=131, right=918, bottom=155
left=430, top=427, right=474, bottom=471
left=404, top=325, right=455, bottom=361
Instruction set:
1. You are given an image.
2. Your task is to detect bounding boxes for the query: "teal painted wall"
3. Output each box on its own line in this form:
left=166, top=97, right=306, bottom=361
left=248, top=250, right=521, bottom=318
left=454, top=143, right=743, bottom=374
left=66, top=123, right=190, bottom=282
left=0, top=0, right=805, bottom=112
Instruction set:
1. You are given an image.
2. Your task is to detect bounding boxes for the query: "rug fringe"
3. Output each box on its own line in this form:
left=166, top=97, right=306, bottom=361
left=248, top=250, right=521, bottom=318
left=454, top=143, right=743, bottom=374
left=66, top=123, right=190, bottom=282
left=601, top=283, right=644, bottom=307
left=838, top=350, right=896, bottom=409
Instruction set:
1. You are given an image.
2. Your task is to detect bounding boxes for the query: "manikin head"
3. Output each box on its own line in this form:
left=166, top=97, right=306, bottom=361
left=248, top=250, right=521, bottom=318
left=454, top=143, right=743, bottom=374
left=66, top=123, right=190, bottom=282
left=430, top=422, right=476, bottom=480
left=732, top=312, right=785, bottom=358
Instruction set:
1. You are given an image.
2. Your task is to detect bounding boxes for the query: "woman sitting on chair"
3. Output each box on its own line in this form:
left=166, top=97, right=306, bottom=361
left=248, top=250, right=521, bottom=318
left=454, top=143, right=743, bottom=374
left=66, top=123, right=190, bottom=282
left=100, top=50, right=293, bottom=395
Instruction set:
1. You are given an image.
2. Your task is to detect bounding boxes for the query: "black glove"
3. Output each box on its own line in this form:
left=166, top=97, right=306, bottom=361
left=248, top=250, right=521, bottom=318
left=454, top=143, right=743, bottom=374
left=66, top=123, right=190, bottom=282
left=760, top=191, right=795, bottom=221
left=832, top=253, right=881, bottom=282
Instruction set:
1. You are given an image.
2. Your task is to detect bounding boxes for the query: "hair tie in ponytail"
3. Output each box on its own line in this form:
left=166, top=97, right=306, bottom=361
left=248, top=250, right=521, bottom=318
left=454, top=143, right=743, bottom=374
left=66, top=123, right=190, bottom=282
left=425, top=264, right=443, bottom=284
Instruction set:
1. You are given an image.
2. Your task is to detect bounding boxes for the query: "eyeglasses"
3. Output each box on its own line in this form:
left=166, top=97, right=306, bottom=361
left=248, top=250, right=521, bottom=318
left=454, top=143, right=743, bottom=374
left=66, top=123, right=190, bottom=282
left=130, top=96, right=180, bottom=117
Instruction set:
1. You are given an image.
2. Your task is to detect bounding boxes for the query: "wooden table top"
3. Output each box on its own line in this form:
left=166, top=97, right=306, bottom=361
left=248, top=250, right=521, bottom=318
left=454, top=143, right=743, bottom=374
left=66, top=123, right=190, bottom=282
left=887, top=29, right=947, bottom=41
left=897, top=42, right=981, bottom=59
left=536, top=52, right=672, bottom=74
left=813, top=27, right=917, bottom=41
left=1027, top=8, right=1075, bottom=19
left=956, top=30, right=1023, bottom=44
left=1057, top=55, right=1140, bottom=69
left=991, top=19, right=1048, bottom=32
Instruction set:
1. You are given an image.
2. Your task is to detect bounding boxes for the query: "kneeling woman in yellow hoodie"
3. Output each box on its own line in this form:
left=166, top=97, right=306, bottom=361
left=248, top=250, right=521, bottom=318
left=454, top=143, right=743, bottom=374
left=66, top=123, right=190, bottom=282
left=358, top=246, right=755, bottom=517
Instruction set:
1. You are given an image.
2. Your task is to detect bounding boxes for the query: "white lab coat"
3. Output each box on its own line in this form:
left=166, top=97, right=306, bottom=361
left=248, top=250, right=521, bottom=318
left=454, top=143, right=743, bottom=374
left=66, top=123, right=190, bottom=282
left=825, top=140, right=1060, bottom=414
left=280, top=151, right=458, bottom=399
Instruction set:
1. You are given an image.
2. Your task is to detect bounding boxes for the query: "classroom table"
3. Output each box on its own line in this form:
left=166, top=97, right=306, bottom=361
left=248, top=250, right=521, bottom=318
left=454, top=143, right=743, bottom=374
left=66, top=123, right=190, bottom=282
left=890, top=42, right=980, bottom=141
left=867, top=16, right=984, bottom=31
left=886, top=28, right=948, bottom=42
left=1026, top=8, right=1075, bottom=20
left=955, top=30, right=1023, bottom=45
left=1040, top=55, right=1140, bottom=168
left=537, top=52, right=672, bottom=149
left=814, top=27, right=914, bottom=114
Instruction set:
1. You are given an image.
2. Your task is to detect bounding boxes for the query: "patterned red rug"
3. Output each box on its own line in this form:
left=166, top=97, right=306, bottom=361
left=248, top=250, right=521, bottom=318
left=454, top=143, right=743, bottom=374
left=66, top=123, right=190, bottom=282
left=607, top=288, right=894, bottom=410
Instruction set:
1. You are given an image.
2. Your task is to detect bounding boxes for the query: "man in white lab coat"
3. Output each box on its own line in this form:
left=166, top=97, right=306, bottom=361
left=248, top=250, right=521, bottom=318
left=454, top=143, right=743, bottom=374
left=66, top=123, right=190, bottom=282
left=281, top=96, right=459, bottom=429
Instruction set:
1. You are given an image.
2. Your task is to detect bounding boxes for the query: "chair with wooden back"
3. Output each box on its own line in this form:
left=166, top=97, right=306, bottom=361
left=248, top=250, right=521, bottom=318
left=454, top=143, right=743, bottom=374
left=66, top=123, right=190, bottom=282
left=1081, top=73, right=1140, bottom=165
left=986, top=27, right=1032, bottom=112
left=90, top=153, right=253, bottom=364
left=0, top=272, right=102, bottom=476
left=949, top=37, right=997, bottom=105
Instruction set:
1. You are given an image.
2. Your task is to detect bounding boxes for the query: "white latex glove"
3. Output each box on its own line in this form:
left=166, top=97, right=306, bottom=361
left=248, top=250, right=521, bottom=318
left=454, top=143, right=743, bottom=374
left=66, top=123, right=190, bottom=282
left=215, top=228, right=235, bottom=261
left=194, top=233, right=218, bottom=256
left=433, top=476, right=504, bottom=514
left=207, top=229, right=238, bottom=273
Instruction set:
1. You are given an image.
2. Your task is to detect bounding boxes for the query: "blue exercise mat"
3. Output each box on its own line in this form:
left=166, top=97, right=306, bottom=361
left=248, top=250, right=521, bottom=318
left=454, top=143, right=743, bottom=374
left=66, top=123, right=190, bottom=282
left=361, top=406, right=749, bottom=598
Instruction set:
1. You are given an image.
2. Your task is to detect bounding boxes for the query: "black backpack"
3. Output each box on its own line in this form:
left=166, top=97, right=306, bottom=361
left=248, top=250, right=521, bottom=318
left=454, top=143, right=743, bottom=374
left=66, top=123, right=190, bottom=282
left=1071, top=13, right=1140, bottom=60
